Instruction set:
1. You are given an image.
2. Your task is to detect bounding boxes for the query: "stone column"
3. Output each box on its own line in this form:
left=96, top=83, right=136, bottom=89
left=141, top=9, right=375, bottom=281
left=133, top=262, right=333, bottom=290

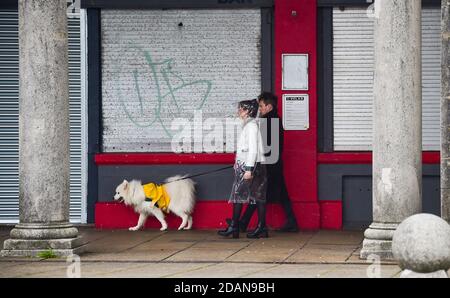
left=1, top=0, right=84, bottom=257
left=360, top=0, right=422, bottom=260
left=442, top=0, right=450, bottom=223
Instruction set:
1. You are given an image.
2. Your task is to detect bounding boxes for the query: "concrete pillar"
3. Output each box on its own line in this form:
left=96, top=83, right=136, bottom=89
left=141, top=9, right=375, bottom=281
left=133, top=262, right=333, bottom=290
left=442, top=0, right=450, bottom=223
left=1, top=0, right=84, bottom=257
left=360, top=0, right=422, bottom=260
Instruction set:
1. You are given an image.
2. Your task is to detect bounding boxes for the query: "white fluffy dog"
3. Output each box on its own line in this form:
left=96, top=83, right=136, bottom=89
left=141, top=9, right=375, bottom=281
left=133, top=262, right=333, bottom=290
left=113, top=176, right=196, bottom=231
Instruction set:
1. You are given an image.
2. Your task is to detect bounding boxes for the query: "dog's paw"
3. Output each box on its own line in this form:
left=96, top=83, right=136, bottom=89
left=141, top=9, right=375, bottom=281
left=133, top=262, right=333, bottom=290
left=160, top=226, right=168, bottom=231
left=129, top=227, right=139, bottom=231
left=183, top=226, right=192, bottom=230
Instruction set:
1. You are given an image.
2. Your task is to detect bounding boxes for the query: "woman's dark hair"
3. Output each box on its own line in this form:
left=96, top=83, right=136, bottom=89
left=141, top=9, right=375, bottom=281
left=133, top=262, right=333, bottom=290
left=258, top=92, right=278, bottom=109
left=238, top=99, right=259, bottom=118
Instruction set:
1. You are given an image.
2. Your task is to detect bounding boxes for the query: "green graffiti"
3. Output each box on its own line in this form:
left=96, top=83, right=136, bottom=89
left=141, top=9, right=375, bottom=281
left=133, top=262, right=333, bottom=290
left=115, top=45, right=212, bottom=137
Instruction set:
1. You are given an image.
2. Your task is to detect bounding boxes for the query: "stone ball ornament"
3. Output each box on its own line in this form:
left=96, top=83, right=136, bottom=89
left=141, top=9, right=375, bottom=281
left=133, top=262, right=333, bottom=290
left=392, top=213, right=450, bottom=276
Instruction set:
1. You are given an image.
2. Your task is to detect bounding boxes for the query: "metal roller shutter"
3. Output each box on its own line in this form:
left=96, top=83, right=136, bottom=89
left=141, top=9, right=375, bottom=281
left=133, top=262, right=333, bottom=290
left=101, top=9, right=262, bottom=152
left=333, top=7, right=441, bottom=151
left=0, top=10, right=83, bottom=223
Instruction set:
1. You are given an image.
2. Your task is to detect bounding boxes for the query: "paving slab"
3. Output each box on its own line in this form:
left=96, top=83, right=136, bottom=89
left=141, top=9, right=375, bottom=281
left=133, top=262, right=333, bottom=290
left=76, top=227, right=115, bottom=243
left=0, top=261, right=68, bottom=278
left=129, top=239, right=197, bottom=251
left=81, top=231, right=202, bottom=260
left=166, top=247, right=239, bottom=262
left=0, top=261, right=35, bottom=272
left=190, top=238, right=253, bottom=250
left=345, top=253, right=371, bottom=264
left=223, top=233, right=314, bottom=264
left=226, top=240, right=300, bottom=263
left=83, top=230, right=164, bottom=254
left=19, top=261, right=150, bottom=278
left=245, top=263, right=401, bottom=278
left=285, top=244, right=357, bottom=264
left=245, top=263, right=340, bottom=278
left=246, top=232, right=313, bottom=248
left=168, top=262, right=278, bottom=278
left=308, top=230, right=364, bottom=245
left=80, top=250, right=180, bottom=262
left=155, top=230, right=214, bottom=242
left=97, top=262, right=217, bottom=278
left=319, top=264, right=402, bottom=278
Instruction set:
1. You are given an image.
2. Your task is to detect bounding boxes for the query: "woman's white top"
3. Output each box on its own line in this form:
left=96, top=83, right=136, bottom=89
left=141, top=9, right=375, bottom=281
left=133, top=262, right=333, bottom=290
left=236, top=118, right=266, bottom=169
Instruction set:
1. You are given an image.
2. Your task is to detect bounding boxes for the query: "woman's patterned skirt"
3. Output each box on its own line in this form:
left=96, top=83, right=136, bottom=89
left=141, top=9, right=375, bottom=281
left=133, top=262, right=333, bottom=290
left=228, top=161, right=267, bottom=204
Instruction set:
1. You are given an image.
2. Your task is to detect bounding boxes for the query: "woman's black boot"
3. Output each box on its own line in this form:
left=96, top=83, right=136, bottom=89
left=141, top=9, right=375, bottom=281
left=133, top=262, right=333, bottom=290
left=218, top=220, right=239, bottom=238
left=225, top=204, right=256, bottom=232
left=247, top=202, right=268, bottom=238
left=218, top=203, right=242, bottom=238
left=246, top=223, right=268, bottom=239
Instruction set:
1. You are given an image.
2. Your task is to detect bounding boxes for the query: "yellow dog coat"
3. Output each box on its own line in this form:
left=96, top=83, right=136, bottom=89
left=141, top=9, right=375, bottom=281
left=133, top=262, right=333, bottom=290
left=142, top=183, right=170, bottom=213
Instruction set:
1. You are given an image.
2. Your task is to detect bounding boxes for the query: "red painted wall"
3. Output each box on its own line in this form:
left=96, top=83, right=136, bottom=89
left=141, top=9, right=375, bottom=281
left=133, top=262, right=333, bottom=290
left=275, top=0, right=319, bottom=228
left=94, top=0, right=324, bottom=231
left=320, top=201, right=342, bottom=230
left=95, top=201, right=321, bottom=230
left=92, top=1, right=442, bottom=231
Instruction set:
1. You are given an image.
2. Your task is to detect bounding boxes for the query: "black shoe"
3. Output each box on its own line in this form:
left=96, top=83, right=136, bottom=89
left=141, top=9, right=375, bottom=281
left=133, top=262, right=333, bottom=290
left=225, top=218, right=248, bottom=233
left=218, top=220, right=239, bottom=238
left=246, top=224, right=269, bottom=239
left=277, top=221, right=299, bottom=233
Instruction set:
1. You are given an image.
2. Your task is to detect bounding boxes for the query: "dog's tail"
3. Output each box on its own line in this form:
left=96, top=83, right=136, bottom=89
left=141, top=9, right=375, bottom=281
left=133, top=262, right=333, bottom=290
left=165, top=175, right=189, bottom=184
left=164, top=175, right=196, bottom=214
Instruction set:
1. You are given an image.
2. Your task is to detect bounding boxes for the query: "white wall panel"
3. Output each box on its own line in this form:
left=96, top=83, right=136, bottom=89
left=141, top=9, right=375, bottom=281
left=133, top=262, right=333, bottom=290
left=101, top=9, right=261, bottom=152
left=333, top=7, right=441, bottom=151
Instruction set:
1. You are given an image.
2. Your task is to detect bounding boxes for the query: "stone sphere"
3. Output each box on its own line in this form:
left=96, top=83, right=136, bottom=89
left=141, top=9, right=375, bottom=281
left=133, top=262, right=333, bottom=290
left=392, top=214, right=450, bottom=273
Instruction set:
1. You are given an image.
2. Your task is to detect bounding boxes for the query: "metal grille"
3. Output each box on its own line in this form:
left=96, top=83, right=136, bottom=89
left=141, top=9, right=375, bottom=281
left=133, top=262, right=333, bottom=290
left=101, top=9, right=262, bottom=152
left=333, top=7, right=441, bottom=151
left=0, top=10, right=82, bottom=223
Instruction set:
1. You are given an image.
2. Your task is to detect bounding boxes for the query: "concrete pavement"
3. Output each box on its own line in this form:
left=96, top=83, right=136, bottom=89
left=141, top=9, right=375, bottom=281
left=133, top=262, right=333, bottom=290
left=0, top=226, right=420, bottom=278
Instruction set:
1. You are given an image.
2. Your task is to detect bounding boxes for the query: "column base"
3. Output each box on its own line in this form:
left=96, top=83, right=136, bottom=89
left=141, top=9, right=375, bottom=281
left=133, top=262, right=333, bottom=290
left=360, top=222, right=398, bottom=260
left=400, top=269, right=449, bottom=278
left=1, top=222, right=86, bottom=258
left=9, top=222, right=79, bottom=239
left=1, top=237, right=87, bottom=257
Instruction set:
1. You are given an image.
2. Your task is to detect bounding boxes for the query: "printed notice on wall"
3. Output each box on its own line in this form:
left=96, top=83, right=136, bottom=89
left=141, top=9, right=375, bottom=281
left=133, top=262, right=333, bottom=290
left=282, top=94, right=309, bottom=131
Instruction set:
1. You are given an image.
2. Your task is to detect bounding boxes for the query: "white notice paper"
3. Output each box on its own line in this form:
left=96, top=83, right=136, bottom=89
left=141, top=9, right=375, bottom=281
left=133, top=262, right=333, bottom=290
left=283, top=94, right=309, bottom=131
left=282, top=54, right=309, bottom=90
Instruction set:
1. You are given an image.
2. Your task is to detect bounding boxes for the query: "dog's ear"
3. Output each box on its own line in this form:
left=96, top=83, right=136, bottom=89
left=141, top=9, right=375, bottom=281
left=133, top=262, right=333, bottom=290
left=123, top=179, right=128, bottom=190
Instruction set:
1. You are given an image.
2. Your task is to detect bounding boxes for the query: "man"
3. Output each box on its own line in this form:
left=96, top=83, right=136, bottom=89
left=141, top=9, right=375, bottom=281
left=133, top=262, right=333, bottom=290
left=227, top=92, right=299, bottom=232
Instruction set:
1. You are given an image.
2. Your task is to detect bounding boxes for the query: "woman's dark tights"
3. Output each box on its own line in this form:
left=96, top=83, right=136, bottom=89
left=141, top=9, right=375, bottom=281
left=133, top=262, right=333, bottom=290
left=256, top=201, right=266, bottom=228
left=232, top=203, right=243, bottom=225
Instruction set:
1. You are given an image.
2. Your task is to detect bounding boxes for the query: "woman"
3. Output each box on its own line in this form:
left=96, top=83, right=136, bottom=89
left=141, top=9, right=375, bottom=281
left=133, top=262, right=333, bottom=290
left=226, top=92, right=299, bottom=233
left=218, top=99, right=268, bottom=239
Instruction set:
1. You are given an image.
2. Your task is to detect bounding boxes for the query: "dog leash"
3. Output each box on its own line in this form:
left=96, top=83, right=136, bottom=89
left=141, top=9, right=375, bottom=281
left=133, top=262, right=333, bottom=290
left=162, top=165, right=234, bottom=185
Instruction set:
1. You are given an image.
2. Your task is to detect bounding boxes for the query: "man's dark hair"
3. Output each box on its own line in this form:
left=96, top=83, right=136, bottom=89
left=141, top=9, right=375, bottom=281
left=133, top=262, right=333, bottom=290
left=258, top=92, right=278, bottom=109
